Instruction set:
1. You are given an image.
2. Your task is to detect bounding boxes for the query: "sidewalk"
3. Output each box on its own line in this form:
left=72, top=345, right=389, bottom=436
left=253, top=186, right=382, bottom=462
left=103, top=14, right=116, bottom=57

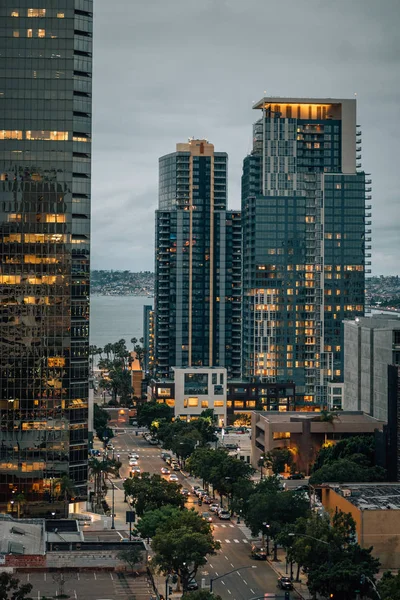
left=266, top=548, right=311, bottom=600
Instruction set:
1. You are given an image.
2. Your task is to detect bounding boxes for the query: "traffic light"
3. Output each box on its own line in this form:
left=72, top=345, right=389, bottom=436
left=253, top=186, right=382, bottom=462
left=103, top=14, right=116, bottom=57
left=172, top=575, right=178, bottom=584
left=169, top=587, right=173, bottom=595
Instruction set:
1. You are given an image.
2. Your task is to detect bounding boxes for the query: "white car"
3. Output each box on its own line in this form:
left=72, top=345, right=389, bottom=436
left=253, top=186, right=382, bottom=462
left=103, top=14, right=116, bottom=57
left=129, top=459, right=139, bottom=466
left=129, top=453, right=139, bottom=460
left=169, top=473, right=179, bottom=482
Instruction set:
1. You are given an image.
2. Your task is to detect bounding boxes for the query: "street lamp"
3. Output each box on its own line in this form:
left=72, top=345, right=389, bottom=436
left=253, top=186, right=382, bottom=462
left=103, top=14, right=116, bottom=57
left=105, top=476, right=116, bottom=529
left=210, top=565, right=257, bottom=592
left=51, top=511, right=56, bottom=519
left=262, top=522, right=270, bottom=555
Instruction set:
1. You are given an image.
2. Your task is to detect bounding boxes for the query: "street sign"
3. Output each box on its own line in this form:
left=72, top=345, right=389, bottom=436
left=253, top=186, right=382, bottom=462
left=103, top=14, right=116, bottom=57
left=126, top=511, right=135, bottom=523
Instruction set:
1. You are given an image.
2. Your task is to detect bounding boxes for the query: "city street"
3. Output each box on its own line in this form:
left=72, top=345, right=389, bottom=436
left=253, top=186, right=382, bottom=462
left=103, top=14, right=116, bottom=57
left=97, top=429, right=294, bottom=600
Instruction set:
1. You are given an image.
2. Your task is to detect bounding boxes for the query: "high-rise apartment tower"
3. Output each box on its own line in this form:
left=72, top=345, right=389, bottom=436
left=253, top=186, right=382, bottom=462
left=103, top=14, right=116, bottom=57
left=242, top=98, right=369, bottom=405
left=0, top=1, right=92, bottom=511
left=154, top=139, right=241, bottom=378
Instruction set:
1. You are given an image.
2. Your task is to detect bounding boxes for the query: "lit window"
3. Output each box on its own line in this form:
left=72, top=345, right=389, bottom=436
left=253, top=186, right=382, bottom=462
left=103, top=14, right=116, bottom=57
left=27, top=8, right=46, bottom=17
left=27, top=29, right=33, bottom=37
left=201, top=401, right=209, bottom=408
left=57, top=12, right=65, bottom=18
left=73, top=135, right=90, bottom=142
left=13, top=30, right=20, bottom=37
left=214, top=401, right=225, bottom=408
left=11, top=11, right=19, bottom=17
left=187, top=397, right=198, bottom=407
left=0, top=130, right=23, bottom=140
left=26, top=130, right=68, bottom=141
left=38, top=29, right=45, bottom=38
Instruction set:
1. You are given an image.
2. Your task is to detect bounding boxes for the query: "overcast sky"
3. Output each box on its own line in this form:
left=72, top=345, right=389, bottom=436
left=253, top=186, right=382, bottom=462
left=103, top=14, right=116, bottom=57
left=91, top=0, right=400, bottom=275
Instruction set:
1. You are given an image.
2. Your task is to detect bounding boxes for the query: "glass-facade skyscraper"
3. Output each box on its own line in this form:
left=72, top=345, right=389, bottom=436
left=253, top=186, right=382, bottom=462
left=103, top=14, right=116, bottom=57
left=155, top=139, right=241, bottom=379
left=0, top=1, right=92, bottom=511
left=242, top=98, right=369, bottom=406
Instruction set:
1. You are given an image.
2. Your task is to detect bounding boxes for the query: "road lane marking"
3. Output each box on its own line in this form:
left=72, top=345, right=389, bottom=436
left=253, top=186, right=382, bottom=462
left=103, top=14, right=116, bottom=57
left=242, top=580, right=248, bottom=585
left=234, top=539, right=239, bottom=543
left=94, top=573, right=97, bottom=580
left=243, top=539, right=249, bottom=543
left=225, top=556, right=229, bottom=560
left=221, top=524, right=226, bottom=528
left=215, top=572, right=219, bottom=576
left=227, top=590, right=232, bottom=595
left=250, top=589, right=255, bottom=594
left=221, top=581, right=226, bottom=585
left=209, top=564, right=213, bottom=568
left=225, top=540, right=231, bottom=543
left=74, top=591, right=77, bottom=599
left=230, top=563, right=235, bottom=568
left=217, top=540, right=222, bottom=543
left=110, top=573, right=113, bottom=580
left=229, top=524, right=235, bottom=528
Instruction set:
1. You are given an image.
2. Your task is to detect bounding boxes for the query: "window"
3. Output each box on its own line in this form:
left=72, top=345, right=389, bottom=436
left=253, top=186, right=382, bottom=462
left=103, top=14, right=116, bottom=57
left=26, top=131, right=68, bottom=141
left=13, top=30, right=20, bottom=37
left=57, top=12, right=65, bottom=18
left=212, top=374, right=217, bottom=384
left=220, top=373, right=224, bottom=385
left=11, top=10, right=19, bottom=17
left=27, top=29, right=33, bottom=37
left=184, top=373, right=208, bottom=395
left=273, top=432, right=290, bottom=440
left=0, top=131, right=22, bottom=140
left=214, top=401, right=224, bottom=408
left=38, top=29, right=45, bottom=38
left=201, top=401, right=209, bottom=408
left=27, top=8, right=46, bottom=17
left=214, top=385, right=223, bottom=395
left=187, top=397, right=198, bottom=407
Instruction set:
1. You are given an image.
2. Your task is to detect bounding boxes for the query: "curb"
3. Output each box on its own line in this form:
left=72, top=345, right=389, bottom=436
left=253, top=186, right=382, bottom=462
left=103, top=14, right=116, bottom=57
left=265, top=558, right=310, bottom=600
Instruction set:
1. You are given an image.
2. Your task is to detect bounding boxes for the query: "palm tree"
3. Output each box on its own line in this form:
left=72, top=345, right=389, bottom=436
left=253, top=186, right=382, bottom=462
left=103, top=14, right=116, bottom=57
left=56, top=475, right=76, bottom=518
left=15, top=493, right=26, bottom=519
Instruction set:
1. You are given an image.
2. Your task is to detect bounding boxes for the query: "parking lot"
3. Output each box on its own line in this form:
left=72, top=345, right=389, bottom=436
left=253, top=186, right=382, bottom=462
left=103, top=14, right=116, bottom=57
left=17, top=571, right=152, bottom=600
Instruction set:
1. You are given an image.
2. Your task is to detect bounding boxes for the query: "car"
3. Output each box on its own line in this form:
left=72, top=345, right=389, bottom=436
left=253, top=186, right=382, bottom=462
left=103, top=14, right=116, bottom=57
left=203, top=495, right=213, bottom=504
left=181, top=488, right=190, bottom=497
left=209, top=503, right=220, bottom=513
left=195, top=489, right=206, bottom=497
left=187, top=580, right=198, bottom=591
left=161, top=452, right=170, bottom=461
left=192, top=485, right=201, bottom=493
left=202, top=512, right=213, bottom=523
left=129, top=453, right=139, bottom=460
left=149, top=438, right=158, bottom=445
left=161, top=467, right=170, bottom=475
left=251, top=544, right=267, bottom=560
left=172, top=463, right=180, bottom=471
left=278, top=577, right=293, bottom=590
left=288, top=473, right=305, bottom=480
left=169, top=473, right=179, bottom=482
left=129, top=459, right=139, bottom=466
left=218, top=510, right=231, bottom=520
left=106, top=443, right=114, bottom=450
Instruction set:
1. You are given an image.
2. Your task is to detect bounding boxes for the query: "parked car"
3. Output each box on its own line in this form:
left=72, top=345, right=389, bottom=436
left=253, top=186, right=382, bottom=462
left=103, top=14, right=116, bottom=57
left=218, top=510, right=231, bottom=520
left=169, top=473, right=179, bottom=482
left=195, top=488, right=206, bottom=497
left=172, top=463, right=180, bottom=471
left=278, top=577, right=293, bottom=590
left=209, top=503, right=220, bottom=513
left=149, top=438, right=159, bottom=445
left=202, top=512, right=213, bottom=523
left=187, top=580, right=198, bottom=591
left=203, top=495, right=213, bottom=504
left=192, top=485, right=201, bottom=493
left=251, top=544, right=267, bottom=560
left=288, top=473, right=305, bottom=480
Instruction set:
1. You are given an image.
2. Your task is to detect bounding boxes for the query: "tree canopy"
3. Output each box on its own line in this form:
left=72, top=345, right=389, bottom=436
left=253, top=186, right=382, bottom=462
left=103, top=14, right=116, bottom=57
left=377, top=571, right=400, bottom=600
left=123, top=472, right=184, bottom=516
left=151, top=508, right=220, bottom=592
left=137, top=400, right=174, bottom=429
left=0, top=572, right=33, bottom=600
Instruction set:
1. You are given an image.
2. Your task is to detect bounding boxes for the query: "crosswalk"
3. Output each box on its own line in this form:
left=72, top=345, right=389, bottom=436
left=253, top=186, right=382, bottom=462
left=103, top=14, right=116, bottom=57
left=216, top=538, right=249, bottom=544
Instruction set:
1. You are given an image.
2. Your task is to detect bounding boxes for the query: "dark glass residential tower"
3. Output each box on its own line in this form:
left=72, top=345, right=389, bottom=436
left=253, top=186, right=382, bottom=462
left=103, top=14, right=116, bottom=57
left=242, top=98, right=369, bottom=405
left=0, top=1, right=92, bottom=511
left=155, top=139, right=241, bottom=379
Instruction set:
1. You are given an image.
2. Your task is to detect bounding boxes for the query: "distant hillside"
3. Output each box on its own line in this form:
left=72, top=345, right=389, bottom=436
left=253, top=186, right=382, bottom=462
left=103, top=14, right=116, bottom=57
left=91, top=270, right=154, bottom=296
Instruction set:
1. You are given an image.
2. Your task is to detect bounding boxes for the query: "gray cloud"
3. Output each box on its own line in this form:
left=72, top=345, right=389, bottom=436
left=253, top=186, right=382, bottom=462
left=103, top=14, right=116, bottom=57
left=91, top=0, right=400, bottom=274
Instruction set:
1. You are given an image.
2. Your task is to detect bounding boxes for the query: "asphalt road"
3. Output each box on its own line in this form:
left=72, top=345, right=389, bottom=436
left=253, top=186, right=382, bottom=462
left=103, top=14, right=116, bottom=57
left=102, top=429, right=293, bottom=600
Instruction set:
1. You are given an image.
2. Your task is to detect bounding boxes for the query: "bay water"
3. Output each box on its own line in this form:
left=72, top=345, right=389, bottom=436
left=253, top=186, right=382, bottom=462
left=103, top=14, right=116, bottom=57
left=89, top=295, right=153, bottom=350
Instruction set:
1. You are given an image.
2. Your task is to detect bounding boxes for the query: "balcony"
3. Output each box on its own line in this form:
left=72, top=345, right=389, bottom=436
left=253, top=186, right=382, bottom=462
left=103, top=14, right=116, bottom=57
left=356, top=131, right=362, bottom=136
left=366, top=187, right=372, bottom=192
left=366, top=179, right=372, bottom=184
left=365, top=204, right=372, bottom=209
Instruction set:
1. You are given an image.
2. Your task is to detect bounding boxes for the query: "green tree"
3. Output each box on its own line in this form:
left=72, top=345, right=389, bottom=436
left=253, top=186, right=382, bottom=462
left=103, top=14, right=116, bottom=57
left=309, top=458, right=386, bottom=485
left=137, top=401, right=174, bottom=428
left=117, top=545, right=144, bottom=572
left=377, top=571, right=400, bottom=600
left=263, top=448, right=293, bottom=474
left=289, top=511, right=380, bottom=599
left=312, top=435, right=380, bottom=472
left=57, top=475, right=76, bottom=518
left=135, top=505, right=180, bottom=540
left=151, top=509, right=220, bottom=592
left=93, top=404, right=112, bottom=441
left=182, top=592, right=222, bottom=600
left=124, top=472, right=184, bottom=516
left=0, top=571, right=33, bottom=599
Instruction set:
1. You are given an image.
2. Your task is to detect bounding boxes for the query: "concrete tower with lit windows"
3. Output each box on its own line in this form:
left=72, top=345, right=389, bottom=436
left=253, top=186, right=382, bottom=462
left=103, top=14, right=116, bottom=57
left=154, top=139, right=241, bottom=379
left=0, top=1, right=92, bottom=512
left=241, top=98, right=369, bottom=406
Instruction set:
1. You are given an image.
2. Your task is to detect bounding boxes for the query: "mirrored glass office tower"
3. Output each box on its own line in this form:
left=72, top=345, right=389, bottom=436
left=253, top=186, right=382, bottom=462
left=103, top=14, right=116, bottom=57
left=242, top=98, right=369, bottom=406
left=0, top=1, right=92, bottom=512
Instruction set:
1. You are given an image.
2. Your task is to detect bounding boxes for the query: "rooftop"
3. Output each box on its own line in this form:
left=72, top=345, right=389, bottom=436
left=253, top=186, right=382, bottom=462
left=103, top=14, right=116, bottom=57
left=252, top=96, right=354, bottom=110
left=0, top=515, right=45, bottom=556
left=328, top=483, right=400, bottom=510
left=253, top=410, right=383, bottom=425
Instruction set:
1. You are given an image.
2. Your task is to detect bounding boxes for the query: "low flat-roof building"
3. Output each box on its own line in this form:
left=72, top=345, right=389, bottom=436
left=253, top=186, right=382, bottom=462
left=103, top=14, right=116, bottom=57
left=0, top=515, right=46, bottom=568
left=252, top=411, right=385, bottom=474
left=321, top=483, right=400, bottom=568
